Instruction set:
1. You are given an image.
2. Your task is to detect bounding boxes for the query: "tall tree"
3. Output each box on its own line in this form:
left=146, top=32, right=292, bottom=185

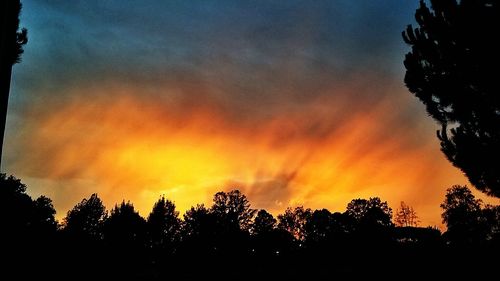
left=394, top=201, right=420, bottom=227
left=277, top=206, right=312, bottom=241
left=304, top=209, right=335, bottom=243
left=0, top=173, right=56, bottom=238
left=104, top=201, right=146, bottom=247
left=147, top=196, right=181, bottom=249
left=211, top=190, right=256, bottom=231
left=1, top=173, right=56, bottom=279
left=440, top=185, right=485, bottom=244
left=182, top=204, right=215, bottom=238
left=252, top=209, right=277, bottom=235
left=403, top=0, right=500, bottom=197
left=63, top=193, right=107, bottom=240
left=31, top=195, right=58, bottom=235
left=0, top=0, right=28, bottom=169
left=345, top=197, right=393, bottom=227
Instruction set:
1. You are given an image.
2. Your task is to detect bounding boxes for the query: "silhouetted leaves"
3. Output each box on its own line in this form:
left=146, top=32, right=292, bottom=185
left=346, top=197, right=393, bottom=228
left=211, top=190, right=256, bottom=231
left=183, top=204, right=215, bottom=238
left=482, top=204, right=500, bottom=243
left=104, top=201, right=146, bottom=247
left=3, top=175, right=499, bottom=278
left=31, top=196, right=58, bottom=235
left=63, top=193, right=107, bottom=240
left=441, top=185, right=486, bottom=245
left=1, top=0, right=28, bottom=65
left=252, top=209, right=277, bottom=235
left=0, top=173, right=57, bottom=239
left=394, top=201, right=420, bottom=227
left=304, top=209, right=335, bottom=243
left=277, top=206, right=312, bottom=241
left=403, top=0, right=500, bottom=197
left=1, top=174, right=56, bottom=279
left=147, top=196, right=181, bottom=250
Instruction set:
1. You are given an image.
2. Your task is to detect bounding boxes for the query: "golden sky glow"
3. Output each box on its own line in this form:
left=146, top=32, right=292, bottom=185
left=7, top=80, right=497, bottom=228
left=6, top=1, right=498, bottom=229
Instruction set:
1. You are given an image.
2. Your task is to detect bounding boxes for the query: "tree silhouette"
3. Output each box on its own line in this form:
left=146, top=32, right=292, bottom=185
left=3, top=176, right=499, bottom=278
left=482, top=204, right=500, bottom=243
left=63, top=193, right=107, bottom=240
left=0, top=173, right=32, bottom=231
left=1, top=174, right=57, bottom=279
left=440, top=185, right=484, bottom=245
left=303, top=209, right=335, bottom=244
left=252, top=209, right=277, bottom=235
left=394, top=201, right=420, bottom=227
left=147, top=196, right=181, bottom=250
left=1, top=173, right=56, bottom=239
left=345, top=197, right=393, bottom=227
left=277, top=206, right=312, bottom=241
left=181, top=203, right=223, bottom=257
left=1, top=170, right=57, bottom=276
left=251, top=209, right=294, bottom=263
left=101, top=201, right=147, bottom=280
left=0, top=0, right=28, bottom=168
left=211, top=190, right=256, bottom=231
left=403, top=0, right=500, bottom=197
left=104, top=201, right=146, bottom=246
left=31, top=195, right=58, bottom=235
left=183, top=204, right=215, bottom=238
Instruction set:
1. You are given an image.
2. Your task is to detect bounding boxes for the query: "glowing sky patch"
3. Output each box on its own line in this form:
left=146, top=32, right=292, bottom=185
left=5, top=0, right=498, bottom=226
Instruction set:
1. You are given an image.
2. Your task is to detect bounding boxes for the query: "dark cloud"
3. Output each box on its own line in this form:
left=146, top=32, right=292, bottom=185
left=14, top=0, right=418, bottom=101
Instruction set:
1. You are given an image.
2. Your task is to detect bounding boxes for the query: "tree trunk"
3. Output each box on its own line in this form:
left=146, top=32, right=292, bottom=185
left=0, top=65, right=13, bottom=171
left=0, top=0, right=14, bottom=171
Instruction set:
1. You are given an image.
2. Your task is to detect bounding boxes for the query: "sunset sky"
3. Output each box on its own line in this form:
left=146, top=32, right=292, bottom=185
left=5, top=0, right=498, bottom=227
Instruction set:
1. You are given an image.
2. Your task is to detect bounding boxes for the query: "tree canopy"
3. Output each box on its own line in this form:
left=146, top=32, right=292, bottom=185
left=211, top=190, right=256, bottom=231
left=104, top=201, right=146, bottom=246
left=0, top=173, right=57, bottom=239
left=403, top=0, right=500, bottom=197
left=345, top=197, right=393, bottom=227
left=147, top=196, right=181, bottom=248
left=3, top=176, right=499, bottom=278
left=252, top=209, right=277, bottom=235
left=63, top=193, right=107, bottom=240
left=277, top=206, right=312, bottom=240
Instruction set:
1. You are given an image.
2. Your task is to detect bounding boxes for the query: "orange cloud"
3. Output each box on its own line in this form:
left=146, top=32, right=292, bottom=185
left=6, top=76, right=498, bottom=229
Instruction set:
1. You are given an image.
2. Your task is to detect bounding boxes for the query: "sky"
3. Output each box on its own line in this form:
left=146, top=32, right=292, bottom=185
left=5, top=0, right=498, bottom=227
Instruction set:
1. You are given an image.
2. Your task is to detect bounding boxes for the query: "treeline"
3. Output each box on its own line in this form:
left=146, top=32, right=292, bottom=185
left=1, top=174, right=499, bottom=279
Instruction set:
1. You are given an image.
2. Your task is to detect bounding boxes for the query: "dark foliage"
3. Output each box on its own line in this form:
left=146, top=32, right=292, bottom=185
left=403, top=0, right=500, bottom=197
left=3, top=175, right=499, bottom=279
left=147, top=196, right=181, bottom=251
left=1, top=0, right=28, bottom=65
left=345, top=197, right=393, bottom=228
left=252, top=209, right=277, bottom=235
left=63, top=193, right=107, bottom=240
left=211, top=189, right=256, bottom=231
left=1, top=174, right=56, bottom=279
left=1, top=0, right=29, bottom=168
left=104, top=201, right=146, bottom=246
left=277, top=206, right=312, bottom=241
left=441, top=185, right=499, bottom=245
